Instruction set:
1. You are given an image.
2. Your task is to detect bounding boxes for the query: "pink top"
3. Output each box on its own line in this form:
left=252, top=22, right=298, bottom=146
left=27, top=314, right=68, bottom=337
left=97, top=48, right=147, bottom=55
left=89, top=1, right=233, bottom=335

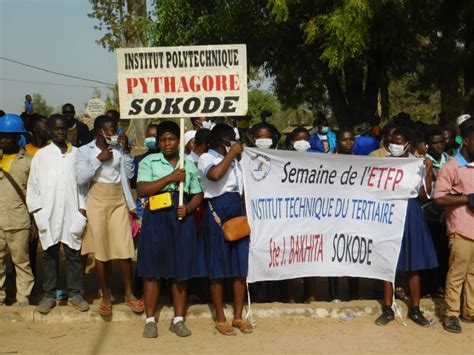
left=434, top=152, right=474, bottom=240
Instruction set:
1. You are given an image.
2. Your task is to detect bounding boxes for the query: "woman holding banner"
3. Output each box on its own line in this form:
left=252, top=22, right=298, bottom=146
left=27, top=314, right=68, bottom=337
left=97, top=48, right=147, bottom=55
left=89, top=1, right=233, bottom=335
left=375, top=127, right=438, bottom=327
left=198, top=123, right=253, bottom=336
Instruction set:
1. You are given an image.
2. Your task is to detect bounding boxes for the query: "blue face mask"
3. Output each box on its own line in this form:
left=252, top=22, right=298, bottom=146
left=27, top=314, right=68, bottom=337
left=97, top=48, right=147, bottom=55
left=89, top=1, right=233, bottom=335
left=18, top=135, right=26, bottom=148
left=144, top=137, right=156, bottom=149
left=319, top=127, right=329, bottom=134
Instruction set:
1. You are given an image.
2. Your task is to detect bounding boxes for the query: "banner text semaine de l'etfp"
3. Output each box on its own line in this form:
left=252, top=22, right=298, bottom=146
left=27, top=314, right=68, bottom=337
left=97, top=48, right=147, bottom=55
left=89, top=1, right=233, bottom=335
left=241, top=148, right=425, bottom=283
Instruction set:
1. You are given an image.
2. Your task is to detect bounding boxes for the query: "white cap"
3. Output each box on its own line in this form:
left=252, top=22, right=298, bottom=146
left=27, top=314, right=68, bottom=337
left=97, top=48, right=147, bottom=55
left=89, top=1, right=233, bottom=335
left=184, top=130, right=196, bottom=146
left=457, top=114, right=471, bottom=127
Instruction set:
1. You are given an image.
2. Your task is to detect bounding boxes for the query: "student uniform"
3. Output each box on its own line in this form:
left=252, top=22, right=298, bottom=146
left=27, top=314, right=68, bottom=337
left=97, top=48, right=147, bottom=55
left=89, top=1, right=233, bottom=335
left=198, top=149, right=249, bottom=279
left=136, top=153, right=206, bottom=280
left=397, top=157, right=438, bottom=272
left=76, top=140, right=136, bottom=261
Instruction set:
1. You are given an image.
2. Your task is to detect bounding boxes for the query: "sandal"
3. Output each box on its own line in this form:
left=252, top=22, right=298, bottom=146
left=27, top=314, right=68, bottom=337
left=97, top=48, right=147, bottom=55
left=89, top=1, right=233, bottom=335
left=215, top=322, right=236, bottom=336
left=126, top=299, right=144, bottom=313
left=99, top=303, right=112, bottom=316
left=232, top=319, right=253, bottom=334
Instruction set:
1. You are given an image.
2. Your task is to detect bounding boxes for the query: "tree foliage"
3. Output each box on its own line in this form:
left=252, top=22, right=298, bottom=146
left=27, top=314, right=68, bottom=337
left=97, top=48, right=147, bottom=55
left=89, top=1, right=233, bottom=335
left=89, top=0, right=149, bottom=147
left=31, top=93, right=54, bottom=117
left=88, top=0, right=149, bottom=50
left=248, top=89, right=281, bottom=125
left=89, top=0, right=474, bottom=128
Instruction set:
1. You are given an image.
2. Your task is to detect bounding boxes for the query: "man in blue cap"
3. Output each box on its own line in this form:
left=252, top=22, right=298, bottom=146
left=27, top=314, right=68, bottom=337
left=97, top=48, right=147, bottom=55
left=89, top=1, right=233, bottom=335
left=0, top=114, right=35, bottom=306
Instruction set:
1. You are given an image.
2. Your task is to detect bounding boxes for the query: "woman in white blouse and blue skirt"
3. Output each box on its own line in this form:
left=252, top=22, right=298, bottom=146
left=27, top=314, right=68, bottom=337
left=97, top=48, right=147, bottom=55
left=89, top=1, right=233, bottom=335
left=198, top=123, right=252, bottom=336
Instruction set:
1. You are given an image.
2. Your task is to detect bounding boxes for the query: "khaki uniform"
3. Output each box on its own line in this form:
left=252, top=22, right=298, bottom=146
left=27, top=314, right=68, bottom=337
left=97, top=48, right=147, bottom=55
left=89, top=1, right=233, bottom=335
left=0, top=150, right=34, bottom=303
left=445, top=234, right=474, bottom=317
left=369, top=145, right=389, bottom=157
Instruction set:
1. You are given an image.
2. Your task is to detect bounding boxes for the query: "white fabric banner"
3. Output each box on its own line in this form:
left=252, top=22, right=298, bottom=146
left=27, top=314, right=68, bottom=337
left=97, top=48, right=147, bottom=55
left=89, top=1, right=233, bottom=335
left=241, top=148, right=425, bottom=283
left=116, top=44, right=247, bottom=119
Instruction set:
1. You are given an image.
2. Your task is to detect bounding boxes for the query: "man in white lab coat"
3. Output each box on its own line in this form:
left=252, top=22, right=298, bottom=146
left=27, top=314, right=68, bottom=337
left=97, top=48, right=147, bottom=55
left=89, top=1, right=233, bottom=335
left=27, top=114, right=89, bottom=314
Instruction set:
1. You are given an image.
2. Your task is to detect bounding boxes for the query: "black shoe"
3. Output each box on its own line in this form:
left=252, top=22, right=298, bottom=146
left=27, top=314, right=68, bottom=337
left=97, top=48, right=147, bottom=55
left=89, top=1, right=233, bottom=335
left=443, top=316, right=462, bottom=333
left=375, top=305, right=394, bottom=326
left=408, top=307, right=433, bottom=327
left=434, top=286, right=445, bottom=298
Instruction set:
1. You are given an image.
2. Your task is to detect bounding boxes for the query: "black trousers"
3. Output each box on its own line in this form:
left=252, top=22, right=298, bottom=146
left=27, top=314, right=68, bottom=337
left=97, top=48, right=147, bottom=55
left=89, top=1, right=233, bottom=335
left=43, top=243, right=83, bottom=298
left=329, top=277, right=360, bottom=300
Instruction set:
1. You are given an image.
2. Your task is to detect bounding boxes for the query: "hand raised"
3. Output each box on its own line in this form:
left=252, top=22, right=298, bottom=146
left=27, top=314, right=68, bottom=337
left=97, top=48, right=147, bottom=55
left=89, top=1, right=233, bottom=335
left=97, top=147, right=113, bottom=162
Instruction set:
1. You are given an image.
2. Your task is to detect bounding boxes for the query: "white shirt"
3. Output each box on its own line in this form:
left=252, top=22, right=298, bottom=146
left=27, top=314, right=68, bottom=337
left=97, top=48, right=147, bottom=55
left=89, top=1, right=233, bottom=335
left=186, top=151, right=200, bottom=166
left=198, top=149, right=243, bottom=199
left=26, top=143, right=86, bottom=251
left=92, top=145, right=121, bottom=183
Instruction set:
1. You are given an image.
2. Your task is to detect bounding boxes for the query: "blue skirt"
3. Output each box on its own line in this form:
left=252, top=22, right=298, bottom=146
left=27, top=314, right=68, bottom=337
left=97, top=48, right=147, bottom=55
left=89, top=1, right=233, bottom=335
left=137, top=193, right=207, bottom=281
left=397, top=198, right=439, bottom=271
left=201, top=192, right=249, bottom=279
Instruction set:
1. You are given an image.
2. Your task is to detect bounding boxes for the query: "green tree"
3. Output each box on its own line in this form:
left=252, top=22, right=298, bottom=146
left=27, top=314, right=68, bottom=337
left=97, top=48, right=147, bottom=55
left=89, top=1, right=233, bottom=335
left=148, top=0, right=418, bottom=125
left=389, top=75, right=440, bottom=123
left=31, top=93, right=54, bottom=117
left=248, top=89, right=281, bottom=125
left=104, top=84, right=119, bottom=112
left=89, top=0, right=149, bottom=148
left=88, top=0, right=148, bottom=49
left=91, top=0, right=474, bottom=128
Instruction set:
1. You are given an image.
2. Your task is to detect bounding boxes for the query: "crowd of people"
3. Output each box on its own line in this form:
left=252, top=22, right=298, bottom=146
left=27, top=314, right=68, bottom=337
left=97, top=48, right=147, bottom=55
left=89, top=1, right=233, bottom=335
left=1, top=101, right=474, bottom=337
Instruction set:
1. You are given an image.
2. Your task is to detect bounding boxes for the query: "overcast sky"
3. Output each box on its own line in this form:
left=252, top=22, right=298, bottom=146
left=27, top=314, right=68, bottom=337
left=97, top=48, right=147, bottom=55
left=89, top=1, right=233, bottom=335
left=0, top=0, right=116, bottom=115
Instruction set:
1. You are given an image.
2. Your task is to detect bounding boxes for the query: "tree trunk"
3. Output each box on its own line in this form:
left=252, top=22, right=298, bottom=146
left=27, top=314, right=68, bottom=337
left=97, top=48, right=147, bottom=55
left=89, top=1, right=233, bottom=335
left=380, top=70, right=389, bottom=119
left=436, top=0, right=463, bottom=126
left=437, top=36, right=463, bottom=125
left=362, top=56, right=383, bottom=124
left=124, top=0, right=148, bottom=151
left=344, top=60, right=364, bottom=122
left=463, top=6, right=474, bottom=115
left=322, top=68, right=351, bottom=125
left=322, top=60, right=383, bottom=126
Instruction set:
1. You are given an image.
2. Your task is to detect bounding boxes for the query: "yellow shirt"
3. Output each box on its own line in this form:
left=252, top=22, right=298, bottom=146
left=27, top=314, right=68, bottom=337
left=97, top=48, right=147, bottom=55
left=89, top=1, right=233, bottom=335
left=67, top=125, right=78, bottom=146
left=25, top=143, right=40, bottom=156
left=25, top=142, right=71, bottom=156
left=0, top=153, right=17, bottom=173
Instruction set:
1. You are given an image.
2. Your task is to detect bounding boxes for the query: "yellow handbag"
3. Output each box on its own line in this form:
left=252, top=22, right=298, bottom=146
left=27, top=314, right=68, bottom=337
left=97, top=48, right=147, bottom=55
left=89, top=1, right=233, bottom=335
left=149, top=192, right=174, bottom=211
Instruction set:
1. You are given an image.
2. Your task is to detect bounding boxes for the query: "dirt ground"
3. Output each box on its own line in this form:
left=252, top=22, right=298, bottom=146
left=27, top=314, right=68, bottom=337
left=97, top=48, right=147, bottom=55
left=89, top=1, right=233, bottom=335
left=0, top=316, right=472, bottom=354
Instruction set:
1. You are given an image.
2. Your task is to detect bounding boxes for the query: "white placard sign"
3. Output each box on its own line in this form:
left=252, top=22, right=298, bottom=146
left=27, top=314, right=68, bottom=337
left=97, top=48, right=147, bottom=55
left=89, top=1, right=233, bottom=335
left=116, top=44, right=247, bottom=119
left=241, top=148, right=424, bottom=283
left=85, top=98, right=106, bottom=119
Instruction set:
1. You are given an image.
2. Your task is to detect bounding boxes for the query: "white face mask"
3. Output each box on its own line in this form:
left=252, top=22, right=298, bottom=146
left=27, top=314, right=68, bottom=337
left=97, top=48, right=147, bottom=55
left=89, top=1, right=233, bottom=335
left=389, top=143, right=407, bottom=157
left=293, top=140, right=310, bottom=152
left=107, top=135, right=119, bottom=146
left=102, top=129, right=119, bottom=146
left=202, top=120, right=213, bottom=129
left=255, top=138, right=273, bottom=149
left=223, top=138, right=237, bottom=153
